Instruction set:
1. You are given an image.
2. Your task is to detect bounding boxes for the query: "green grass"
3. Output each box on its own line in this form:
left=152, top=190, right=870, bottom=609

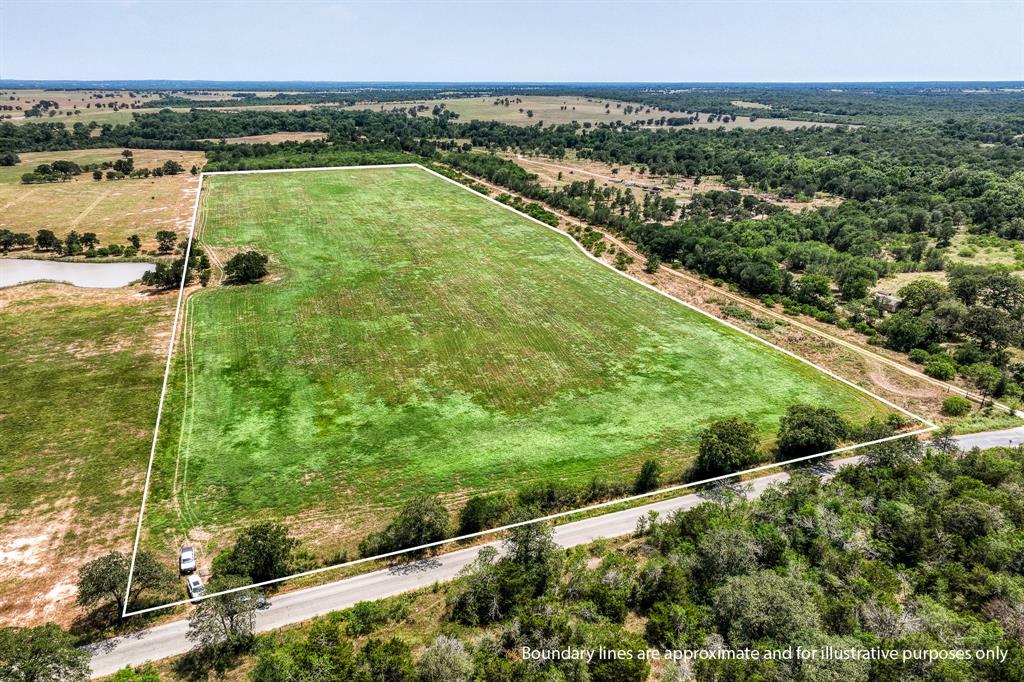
left=0, top=292, right=171, bottom=523
left=0, top=286, right=173, bottom=622
left=143, top=167, right=890, bottom=553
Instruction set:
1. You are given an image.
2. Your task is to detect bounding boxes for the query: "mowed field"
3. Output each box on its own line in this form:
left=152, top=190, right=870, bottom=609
left=142, top=166, right=890, bottom=564
left=0, top=148, right=203, bottom=251
left=0, top=284, right=176, bottom=625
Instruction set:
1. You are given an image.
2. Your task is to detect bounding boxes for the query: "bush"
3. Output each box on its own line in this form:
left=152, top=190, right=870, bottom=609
left=909, top=348, right=930, bottom=364
left=341, top=598, right=410, bottom=636
left=942, top=395, right=973, bottom=417
left=925, top=356, right=957, bottom=380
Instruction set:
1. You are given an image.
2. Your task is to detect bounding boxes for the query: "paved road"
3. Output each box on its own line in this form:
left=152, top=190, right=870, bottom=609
left=87, top=428, right=1022, bottom=677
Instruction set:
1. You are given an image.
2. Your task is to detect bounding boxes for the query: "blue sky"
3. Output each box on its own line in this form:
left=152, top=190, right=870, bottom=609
left=1, top=0, right=1022, bottom=82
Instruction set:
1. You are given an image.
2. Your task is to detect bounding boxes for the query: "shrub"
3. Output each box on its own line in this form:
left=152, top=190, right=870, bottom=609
left=925, top=356, right=957, bottom=380
left=909, top=348, right=930, bottom=364
left=633, top=459, right=661, bottom=493
left=942, top=395, right=973, bottom=417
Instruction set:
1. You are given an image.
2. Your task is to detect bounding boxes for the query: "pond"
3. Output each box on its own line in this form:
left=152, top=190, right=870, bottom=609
left=0, top=258, right=157, bottom=289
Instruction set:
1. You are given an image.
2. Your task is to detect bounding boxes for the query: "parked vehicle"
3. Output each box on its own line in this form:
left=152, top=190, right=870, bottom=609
left=179, top=546, right=196, bottom=574
left=186, top=574, right=204, bottom=600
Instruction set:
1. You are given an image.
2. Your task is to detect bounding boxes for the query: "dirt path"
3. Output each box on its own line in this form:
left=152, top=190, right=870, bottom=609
left=0, top=187, right=37, bottom=211
left=69, top=186, right=114, bottom=228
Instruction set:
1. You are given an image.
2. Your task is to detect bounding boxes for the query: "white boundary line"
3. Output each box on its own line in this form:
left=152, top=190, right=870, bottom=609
left=122, top=163, right=935, bottom=617
left=122, top=175, right=202, bottom=618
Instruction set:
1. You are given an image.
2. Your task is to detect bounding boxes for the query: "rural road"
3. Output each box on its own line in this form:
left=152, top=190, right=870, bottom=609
left=87, top=426, right=1024, bottom=677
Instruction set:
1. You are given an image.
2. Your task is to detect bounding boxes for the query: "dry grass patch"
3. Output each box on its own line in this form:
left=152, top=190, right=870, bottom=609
left=0, top=148, right=204, bottom=251
left=199, top=131, right=328, bottom=144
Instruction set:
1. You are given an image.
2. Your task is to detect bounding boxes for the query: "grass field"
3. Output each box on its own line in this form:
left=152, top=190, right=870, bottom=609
left=0, top=284, right=176, bottom=625
left=0, top=148, right=203, bottom=252
left=0, top=88, right=163, bottom=126
left=141, top=166, right=892, bottom=564
left=346, top=95, right=841, bottom=129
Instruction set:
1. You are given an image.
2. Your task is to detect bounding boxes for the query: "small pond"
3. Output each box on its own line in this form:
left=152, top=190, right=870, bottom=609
left=0, top=258, right=157, bottom=289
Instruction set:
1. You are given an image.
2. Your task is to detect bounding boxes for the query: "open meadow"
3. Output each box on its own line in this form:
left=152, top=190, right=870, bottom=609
left=140, top=165, right=894, bottom=569
left=0, top=284, right=176, bottom=625
left=346, top=95, right=840, bottom=129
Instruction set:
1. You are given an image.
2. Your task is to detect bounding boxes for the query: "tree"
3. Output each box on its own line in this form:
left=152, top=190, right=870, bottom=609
left=457, top=493, right=512, bottom=535
left=899, top=279, right=950, bottom=313
left=77, top=551, right=174, bottom=615
left=417, top=635, right=473, bottom=682
left=712, top=570, right=821, bottom=647
left=357, top=638, right=415, bottom=682
left=836, top=261, right=877, bottom=301
left=219, top=521, right=298, bottom=583
left=35, top=229, right=60, bottom=251
left=777, top=404, right=849, bottom=459
left=186, top=576, right=258, bottom=651
left=224, top=250, right=269, bottom=284
left=128, top=234, right=141, bottom=249
left=63, top=230, right=83, bottom=257
left=645, top=600, right=708, bottom=649
left=633, top=458, right=661, bottom=493
left=964, top=363, right=1002, bottom=406
left=155, top=230, right=177, bottom=254
left=589, top=631, right=650, bottom=682
left=0, top=230, right=30, bottom=253
left=964, top=306, right=1016, bottom=351
left=0, top=623, right=90, bottom=681
left=81, top=232, right=99, bottom=249
left=162, top=160, right=184, bottom=175
left=359, top=496, right=451, bottom=557
left=695, top=416, right=760, bottom=477
left=92, top=170, right=102, bottom=180
left=0, top=152, right=19, bottom=166
left=643, top=253, right=661, bottom=274
left=794, top=273, right=833, bottom=309
left=250, top=618, right=357, bottom=681
left=924, top=355, right=956, bottom=380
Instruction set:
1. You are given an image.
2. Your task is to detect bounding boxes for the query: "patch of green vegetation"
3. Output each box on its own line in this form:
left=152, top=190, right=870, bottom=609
left=0, top=291, right=169, bottom=523
left=145, top=167, right=890, bottom=551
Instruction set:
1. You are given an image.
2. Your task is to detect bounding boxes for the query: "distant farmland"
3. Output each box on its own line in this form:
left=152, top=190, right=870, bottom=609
left=142, top=166, right=891, bottom=562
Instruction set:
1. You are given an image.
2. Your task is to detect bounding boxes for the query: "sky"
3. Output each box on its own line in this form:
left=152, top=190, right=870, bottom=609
left=1, top=0, right=1022, bottom=83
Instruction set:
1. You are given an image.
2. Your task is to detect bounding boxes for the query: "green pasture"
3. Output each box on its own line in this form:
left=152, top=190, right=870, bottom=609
left=144, top=166, right=891, bottom=548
